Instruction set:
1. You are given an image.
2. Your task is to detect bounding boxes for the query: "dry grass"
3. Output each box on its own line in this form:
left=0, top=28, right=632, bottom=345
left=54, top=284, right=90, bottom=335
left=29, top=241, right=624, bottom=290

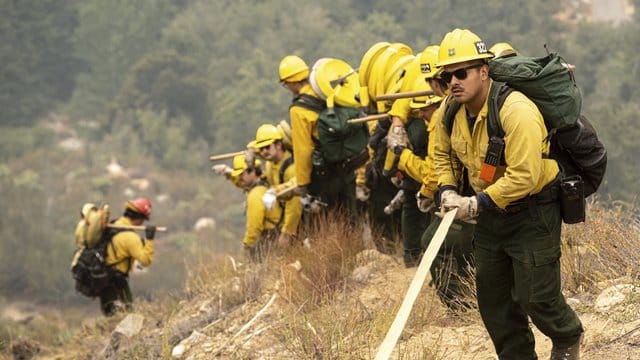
left=561, top=200, right=640, bottom=294
left=4, top=200, right=640, bottom=359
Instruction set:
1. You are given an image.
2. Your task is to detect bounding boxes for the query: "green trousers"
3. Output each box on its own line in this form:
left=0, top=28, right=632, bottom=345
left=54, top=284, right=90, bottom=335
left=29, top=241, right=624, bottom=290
left=367, top=178, right=402, bottom=254
left=401, top=189, right=430, bottom=267
left=474, top=201, right=583, bottom=360
left=421, top=211, right=475, bottom=309
left=99, top=273, right=133, bottom=316
left=310, top=172, right=357, bottom=221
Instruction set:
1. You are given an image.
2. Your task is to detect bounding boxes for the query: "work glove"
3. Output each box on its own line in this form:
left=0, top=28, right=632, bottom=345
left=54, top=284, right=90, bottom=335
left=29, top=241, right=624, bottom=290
left=439, top=190, right=479, bottom=224
left=262, top=188, right=277, bottom=211
left=416, top=192, right=435, bottom=213
left=243, top=244, right=253, bottom=261
left=293, top=185, right=309, bottom=197
left=386, top=125, right=409, bottom=150
left=244, top=148, right=256, bottom=169
left=277, top=233, right=292, bottom=248
left=211, top=164, right=232, bottom=175
left=145, top=225, right=156, bottom=240
left=300, top=195, right=326, bottom=213
left=356, top=185, right=370, bottom=202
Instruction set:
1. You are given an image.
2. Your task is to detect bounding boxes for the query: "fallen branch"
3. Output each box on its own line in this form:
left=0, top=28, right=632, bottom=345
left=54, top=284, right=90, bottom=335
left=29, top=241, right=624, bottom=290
left=212, top=293, right=278, bottom=356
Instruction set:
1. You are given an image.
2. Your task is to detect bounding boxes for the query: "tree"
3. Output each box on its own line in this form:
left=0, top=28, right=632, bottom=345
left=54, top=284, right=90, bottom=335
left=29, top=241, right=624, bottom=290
left=111, top=51, right=211, bottom=142
left=68, top=0, right=179, bottom=122
left=0, top=0, right=81, bottom=126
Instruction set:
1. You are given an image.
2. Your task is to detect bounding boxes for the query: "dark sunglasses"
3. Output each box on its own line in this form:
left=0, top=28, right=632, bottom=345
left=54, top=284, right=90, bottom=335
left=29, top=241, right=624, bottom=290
left=440, top=63, right=484, bottom=83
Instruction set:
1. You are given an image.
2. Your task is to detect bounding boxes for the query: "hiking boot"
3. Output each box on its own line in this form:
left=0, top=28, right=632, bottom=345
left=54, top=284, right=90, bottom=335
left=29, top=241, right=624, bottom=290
left=550, top=333, right=583, bottom=360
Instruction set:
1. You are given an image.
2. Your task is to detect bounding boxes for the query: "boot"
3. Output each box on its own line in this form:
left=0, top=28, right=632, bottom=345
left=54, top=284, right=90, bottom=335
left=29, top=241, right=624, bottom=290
left=550, top=333, right=583, bottom=360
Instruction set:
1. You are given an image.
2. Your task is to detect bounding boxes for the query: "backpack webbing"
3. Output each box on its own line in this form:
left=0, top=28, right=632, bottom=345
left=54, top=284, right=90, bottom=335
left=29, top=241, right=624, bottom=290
left=278, top=156, right=294, bottom=185
left=290, top=93, right=325, bottom=113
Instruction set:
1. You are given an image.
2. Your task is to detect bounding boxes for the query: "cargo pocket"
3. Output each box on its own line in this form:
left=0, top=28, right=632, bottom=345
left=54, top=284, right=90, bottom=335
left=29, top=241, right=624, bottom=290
left=530, top=245, right=561, bottom=302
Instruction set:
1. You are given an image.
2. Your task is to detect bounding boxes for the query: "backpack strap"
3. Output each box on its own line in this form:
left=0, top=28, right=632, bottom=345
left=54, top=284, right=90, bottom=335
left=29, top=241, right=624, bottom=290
left=278, top=156, right=294, bottom=185
left=442, top=95, right=461, bottom=136
left=290, top=93, right=326, bottom=113
left=486, top=81, right=513, bottom=139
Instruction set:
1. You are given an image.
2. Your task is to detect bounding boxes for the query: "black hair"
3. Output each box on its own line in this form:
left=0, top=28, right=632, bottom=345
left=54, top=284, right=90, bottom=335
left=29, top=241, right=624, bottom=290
left=124, top=208, right=147, bottom=220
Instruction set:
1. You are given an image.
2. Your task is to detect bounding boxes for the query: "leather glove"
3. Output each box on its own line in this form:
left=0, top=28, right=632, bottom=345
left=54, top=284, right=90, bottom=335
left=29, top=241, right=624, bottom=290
left=212, top=164, right=232, bottom=175
left=416, top=192, right=435, bottom=213
left=293, top=185, right=309, bottom=197
left=440, top=191, right=479, bottom=224
left=355, top=185, right=370, bottom=202
left=386, top=125, right=409, bottom=150
left=244, top=148, right=256, bottom=169
left=145, top=225, right=156, bottom=240
left=277, top=233, right=292, bottom=248
left=300, top=195, right=326, bottom=213
left=262, top=188, right=277, bottom=210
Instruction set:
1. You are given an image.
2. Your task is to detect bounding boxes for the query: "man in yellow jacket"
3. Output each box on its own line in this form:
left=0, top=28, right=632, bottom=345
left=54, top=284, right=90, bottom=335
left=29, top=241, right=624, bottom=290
left=432, top=29, right=583, bottom=359
left=254, top=123, right=302, bottom=248
left=233, top=153, right=283, bottom=262
left=101, top=198, right=155, bottom=316
left=279, top=55, right=357, bottom=215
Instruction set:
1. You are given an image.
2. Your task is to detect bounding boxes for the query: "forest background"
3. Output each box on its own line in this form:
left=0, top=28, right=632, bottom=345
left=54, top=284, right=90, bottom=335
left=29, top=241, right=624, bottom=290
left=0, top=0, right=638, bottom=313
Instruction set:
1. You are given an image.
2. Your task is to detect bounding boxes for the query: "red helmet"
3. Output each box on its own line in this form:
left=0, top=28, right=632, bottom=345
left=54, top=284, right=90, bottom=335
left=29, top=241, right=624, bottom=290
left=126, top=197, right=152, bottom=219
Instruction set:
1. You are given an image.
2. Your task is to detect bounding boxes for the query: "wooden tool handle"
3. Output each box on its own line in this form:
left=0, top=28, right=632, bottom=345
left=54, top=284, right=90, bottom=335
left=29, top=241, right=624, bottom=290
left=208, top=151, right=243, bottom=161
left=373, top=90, right=434, bottom=101
left=347, top=113, right=389, bottom=124
left=106, top=224, right=167, bottom=232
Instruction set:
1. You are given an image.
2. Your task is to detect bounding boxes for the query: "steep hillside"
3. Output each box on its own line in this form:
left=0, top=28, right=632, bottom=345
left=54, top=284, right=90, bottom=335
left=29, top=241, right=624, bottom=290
left=4, top=205, right=640, bottom=360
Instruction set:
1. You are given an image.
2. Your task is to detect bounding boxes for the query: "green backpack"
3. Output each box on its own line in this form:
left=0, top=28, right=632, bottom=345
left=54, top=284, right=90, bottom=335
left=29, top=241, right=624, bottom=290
left=291, top=94, right=369, bottom=168
left=443, top=52, right=607, bottom=197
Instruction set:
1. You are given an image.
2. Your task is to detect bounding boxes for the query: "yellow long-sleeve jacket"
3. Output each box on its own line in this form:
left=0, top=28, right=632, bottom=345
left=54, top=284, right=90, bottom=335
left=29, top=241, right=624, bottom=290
left=263, top=151, right=302, bottom=235
left=387, top=97, right=411, bottom=122
left=106, top=216, right=154, bottom=274
left=243, top=182, right=283, bottom=248
left=396, top=107, right=442, bottom=200
left=433, top=81, right=559, bottom=209
left=290, top=84, right=321, bottom=186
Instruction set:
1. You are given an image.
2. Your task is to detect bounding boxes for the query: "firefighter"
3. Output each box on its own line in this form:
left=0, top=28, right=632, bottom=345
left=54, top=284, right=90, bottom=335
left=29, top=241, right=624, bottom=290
left=232, top=153, right=282, bottom=262
left=432, top=28, right=583, bottom=359
left=254, top=123, right=302, bottom=248
left=100, top=198, right=155, bottom=316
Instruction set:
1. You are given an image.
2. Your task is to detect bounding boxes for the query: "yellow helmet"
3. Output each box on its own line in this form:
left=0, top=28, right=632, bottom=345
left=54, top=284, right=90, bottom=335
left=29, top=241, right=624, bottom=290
left=490, top=42, right=518, bottom=58
left=254, top=124, right=282, bottom=149
left=436, top=28, right=493, bottom=68
left=359, top=42, right=391, bottom=91
left=279, top=55, right=309, bottom=82
left=419, top=45, right=441, bottom=79
left=231, top=154, right=261, bottom=178
left=409, top=77, right=443, bottom=109
left=309, top=58, right=361, bottom=107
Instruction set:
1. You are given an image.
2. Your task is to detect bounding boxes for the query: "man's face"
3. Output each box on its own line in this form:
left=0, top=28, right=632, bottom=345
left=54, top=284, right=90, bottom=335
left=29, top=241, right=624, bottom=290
left=428, top=78, right=446, bottom=97
left=441, top=61, right=487, bottom=104
left=258, top=143, right=277, bottom=161
left=282, top=81, right=298, bottom=95
left=416, top=104, right=438, bottom=122
left=239, top=169, right=255, bottom=187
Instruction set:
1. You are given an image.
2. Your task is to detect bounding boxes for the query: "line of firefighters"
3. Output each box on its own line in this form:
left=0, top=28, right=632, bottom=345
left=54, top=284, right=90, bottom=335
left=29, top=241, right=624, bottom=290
left=211, top=28, right=583, bottom=360
left=212, top=38, right=517, bottom=302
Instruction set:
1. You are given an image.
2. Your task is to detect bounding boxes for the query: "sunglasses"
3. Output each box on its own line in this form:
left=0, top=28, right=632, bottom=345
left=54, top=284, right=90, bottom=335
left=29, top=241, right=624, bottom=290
left=440, top=63, right=484, bottom=83
left=258, top=143, right=274, bottom=152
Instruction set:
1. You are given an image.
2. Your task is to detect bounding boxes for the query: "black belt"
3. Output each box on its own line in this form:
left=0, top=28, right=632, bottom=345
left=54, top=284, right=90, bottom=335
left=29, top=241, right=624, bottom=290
left=331, top=149, right=370, bottom=175
left=500, top=181, right=560, bottom=214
